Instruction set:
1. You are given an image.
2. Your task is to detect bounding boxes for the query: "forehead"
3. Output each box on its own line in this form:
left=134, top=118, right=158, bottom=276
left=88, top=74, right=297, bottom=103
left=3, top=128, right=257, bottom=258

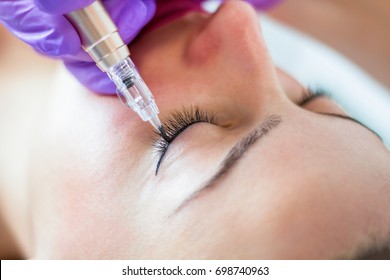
left=164, top=118, right=388, bottom=259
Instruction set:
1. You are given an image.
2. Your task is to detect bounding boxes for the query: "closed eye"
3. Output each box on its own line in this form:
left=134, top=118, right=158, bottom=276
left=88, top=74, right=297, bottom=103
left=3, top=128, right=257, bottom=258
left=297, top=88, right=382, bottom=141
left=153, top=106, right=216, bottom=175
left=297, top=88, right=331, bottom=106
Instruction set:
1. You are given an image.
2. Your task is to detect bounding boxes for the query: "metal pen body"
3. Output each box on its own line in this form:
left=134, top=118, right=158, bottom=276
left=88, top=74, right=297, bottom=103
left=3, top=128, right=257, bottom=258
left=65, top=0, right=129, bottom=72
left=65, top=0, right=162, bottom=130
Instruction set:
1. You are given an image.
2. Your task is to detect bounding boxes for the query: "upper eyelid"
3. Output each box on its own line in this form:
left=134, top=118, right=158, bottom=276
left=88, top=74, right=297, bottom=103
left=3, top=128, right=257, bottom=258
left=161, top=106, right=216, bottom=138
left=154, top=107, right=216, bottom=174
left=297, top=89, right=331, bottom=106
left=297, top=92, right=383, bottom=141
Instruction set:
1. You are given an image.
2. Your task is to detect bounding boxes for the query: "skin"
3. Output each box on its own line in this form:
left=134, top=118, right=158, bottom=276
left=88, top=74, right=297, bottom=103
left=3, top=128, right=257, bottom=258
left=0, top=1, right=390, bottom=259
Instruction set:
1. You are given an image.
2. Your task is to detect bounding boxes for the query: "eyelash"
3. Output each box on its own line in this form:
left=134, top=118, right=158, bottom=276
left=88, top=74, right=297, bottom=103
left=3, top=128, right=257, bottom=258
left=152, top=88, right=332, bottom=174
left=297, top=88, right=332, bottom=106
left=153, top=106, right=216, bottom=174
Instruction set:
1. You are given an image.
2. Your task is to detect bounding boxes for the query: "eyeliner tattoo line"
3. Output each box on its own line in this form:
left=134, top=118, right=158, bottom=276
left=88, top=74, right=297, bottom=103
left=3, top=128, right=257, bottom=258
left=155, top=142, right=169, bottom=175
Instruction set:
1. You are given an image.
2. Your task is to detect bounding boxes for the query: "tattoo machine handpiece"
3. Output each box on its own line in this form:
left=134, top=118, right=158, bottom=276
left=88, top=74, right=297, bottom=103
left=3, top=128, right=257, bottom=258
left=65, top=0, right=163, bottom=131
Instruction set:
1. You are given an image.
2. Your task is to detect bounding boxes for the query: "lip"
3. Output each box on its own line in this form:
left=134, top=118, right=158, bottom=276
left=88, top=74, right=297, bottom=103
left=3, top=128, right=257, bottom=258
left=142, top=0, right=206, bottom=34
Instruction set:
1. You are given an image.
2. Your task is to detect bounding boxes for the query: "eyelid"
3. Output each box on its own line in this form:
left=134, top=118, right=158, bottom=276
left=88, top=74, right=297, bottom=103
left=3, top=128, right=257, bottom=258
left=298, top=89, right=383, bottom=142
left=160, top=106, right=216, bottom=140
left=153, top=106, right=216, bottom=175
left=297, top=88, right=331, bottom=106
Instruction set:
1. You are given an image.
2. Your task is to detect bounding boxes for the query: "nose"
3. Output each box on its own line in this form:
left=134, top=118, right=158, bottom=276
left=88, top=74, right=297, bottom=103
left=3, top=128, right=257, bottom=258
left=184, top=1, right=284, bottom=122
left=187, top=1, right=265, bottom=64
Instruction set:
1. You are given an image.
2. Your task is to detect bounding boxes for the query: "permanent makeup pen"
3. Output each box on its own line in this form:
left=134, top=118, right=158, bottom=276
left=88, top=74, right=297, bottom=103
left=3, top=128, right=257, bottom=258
left=65, top=0, right=166, bottom=134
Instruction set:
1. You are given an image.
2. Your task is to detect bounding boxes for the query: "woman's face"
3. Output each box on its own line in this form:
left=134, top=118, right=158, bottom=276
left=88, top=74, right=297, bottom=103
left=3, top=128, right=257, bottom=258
left=29, top=1, right=390, bottom=259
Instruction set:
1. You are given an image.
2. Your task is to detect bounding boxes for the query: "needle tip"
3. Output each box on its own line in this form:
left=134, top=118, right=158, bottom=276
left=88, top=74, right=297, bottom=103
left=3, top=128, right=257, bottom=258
left=158, top=125, right=170, bottom=142
left=149, top=115, right=162, bottom=130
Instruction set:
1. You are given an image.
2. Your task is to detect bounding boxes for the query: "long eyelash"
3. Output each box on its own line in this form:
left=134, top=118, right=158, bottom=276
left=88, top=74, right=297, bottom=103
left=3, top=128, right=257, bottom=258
left=161, top=106, right=215, bottom=140
left=298, top=87, right=332, bottom=106
left=153, top=106, right=216, bottom=175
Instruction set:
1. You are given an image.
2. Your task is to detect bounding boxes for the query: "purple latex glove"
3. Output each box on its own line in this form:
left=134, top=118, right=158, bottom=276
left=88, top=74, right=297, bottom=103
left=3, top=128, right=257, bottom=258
left=192, top=0, right=282, bottom=9
left=0, top=0, right=156, bottom=94
left=244, top=0, right=282, bottom=9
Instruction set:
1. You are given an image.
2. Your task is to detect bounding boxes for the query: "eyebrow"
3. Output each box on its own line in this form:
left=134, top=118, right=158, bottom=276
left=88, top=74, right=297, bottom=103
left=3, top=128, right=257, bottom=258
left=174, top=114, right=282, bottom=213
left=173, top=96, right=382, bottom=214
left=204, top=114, right=283, bottom=188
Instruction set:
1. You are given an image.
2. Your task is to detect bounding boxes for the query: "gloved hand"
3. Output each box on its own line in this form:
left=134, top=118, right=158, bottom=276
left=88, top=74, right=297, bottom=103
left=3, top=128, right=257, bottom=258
left=192, top=0, right=282, bottom=9
left=244, top=0, right=282, bottom=9
left=0, top=0, right=156, bottom=93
